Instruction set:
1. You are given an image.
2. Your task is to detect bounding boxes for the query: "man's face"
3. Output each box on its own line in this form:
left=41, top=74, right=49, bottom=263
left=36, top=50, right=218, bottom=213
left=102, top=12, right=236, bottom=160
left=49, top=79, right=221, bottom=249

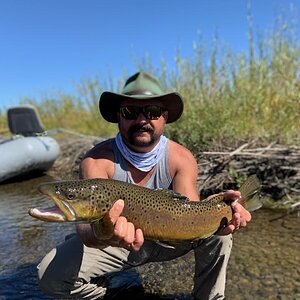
left=117, top=99, right=168, bottom=151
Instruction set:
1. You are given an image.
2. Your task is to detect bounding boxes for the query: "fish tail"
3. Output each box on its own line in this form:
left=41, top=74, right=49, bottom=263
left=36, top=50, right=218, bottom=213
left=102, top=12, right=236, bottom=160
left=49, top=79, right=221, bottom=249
left=239, top=175, right=262, bottom=212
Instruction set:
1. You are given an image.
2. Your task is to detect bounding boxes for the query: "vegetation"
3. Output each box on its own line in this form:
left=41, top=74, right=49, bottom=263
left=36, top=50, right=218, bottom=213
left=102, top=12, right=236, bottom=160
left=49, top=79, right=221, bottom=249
left=1, top=11, right=299, bottom=151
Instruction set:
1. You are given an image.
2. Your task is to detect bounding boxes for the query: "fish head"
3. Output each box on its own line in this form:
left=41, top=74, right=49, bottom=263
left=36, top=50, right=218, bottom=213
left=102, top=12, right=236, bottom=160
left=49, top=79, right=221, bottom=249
left=29, top=179, right=107, bottom=222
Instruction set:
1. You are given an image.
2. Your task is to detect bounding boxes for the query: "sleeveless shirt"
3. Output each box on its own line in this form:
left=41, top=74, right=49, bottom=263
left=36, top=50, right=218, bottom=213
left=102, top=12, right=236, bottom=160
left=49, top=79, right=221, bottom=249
left=111, top=138, right=172, bottom=189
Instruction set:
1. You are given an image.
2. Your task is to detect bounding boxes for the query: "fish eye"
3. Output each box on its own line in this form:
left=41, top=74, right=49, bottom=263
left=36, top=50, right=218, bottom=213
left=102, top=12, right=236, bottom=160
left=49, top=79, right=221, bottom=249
left=62, top=187, right=77, bottom=200
left=66, top=192, right=76, bottom=200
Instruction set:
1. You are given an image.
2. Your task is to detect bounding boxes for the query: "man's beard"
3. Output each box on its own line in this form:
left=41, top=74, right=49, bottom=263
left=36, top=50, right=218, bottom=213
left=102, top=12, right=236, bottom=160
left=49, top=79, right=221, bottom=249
left=127, top=124, right=155, bottom=147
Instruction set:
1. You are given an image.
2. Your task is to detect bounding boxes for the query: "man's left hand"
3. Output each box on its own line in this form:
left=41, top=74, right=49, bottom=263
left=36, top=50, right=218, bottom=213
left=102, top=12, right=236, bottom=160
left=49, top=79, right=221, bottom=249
left=217, top=190, right=252, bottom=235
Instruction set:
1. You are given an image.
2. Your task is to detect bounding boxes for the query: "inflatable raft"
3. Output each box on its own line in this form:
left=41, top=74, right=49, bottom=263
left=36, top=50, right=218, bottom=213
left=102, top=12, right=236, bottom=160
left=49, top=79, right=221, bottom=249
left=0, top=105, right=60, bottom=183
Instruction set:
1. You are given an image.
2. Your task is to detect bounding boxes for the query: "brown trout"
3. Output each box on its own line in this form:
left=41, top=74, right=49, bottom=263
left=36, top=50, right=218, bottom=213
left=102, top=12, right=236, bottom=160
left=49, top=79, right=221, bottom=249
left=28, top=175, right=261, bottom=241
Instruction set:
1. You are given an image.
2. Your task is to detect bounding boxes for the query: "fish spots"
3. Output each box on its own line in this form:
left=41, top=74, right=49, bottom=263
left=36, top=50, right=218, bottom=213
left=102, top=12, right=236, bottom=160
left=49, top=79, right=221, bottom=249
left=39, top=178, right=236, bottom=241
left=181, top=203, right=191, bottom=209
left=216, top=204, right=223, bottom=211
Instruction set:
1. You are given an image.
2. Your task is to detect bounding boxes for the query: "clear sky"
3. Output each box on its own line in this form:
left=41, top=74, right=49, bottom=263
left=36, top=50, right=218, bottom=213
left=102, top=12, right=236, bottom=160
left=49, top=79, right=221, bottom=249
left=0, top=0, right=298, bottom=109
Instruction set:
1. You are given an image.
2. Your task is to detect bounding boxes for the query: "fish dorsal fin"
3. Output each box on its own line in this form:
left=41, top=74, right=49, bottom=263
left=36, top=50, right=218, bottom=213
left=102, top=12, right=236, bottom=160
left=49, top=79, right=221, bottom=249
left=155, top=188, right=190, bottom=201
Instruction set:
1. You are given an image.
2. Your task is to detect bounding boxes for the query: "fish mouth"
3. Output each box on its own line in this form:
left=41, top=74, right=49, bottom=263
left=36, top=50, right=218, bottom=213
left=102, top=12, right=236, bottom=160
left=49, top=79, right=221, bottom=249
left=28, top=184, right=77, bottom=222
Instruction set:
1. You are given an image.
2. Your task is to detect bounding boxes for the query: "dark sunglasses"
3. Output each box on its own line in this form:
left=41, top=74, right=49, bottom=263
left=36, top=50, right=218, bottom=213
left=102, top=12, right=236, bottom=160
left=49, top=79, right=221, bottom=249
left=120, top=105, right=166, bottom=120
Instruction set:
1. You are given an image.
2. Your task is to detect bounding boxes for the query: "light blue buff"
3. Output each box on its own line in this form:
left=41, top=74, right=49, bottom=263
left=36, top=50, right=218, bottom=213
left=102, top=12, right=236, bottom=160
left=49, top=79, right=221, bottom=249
left=115, top=133, right=168, bottom=172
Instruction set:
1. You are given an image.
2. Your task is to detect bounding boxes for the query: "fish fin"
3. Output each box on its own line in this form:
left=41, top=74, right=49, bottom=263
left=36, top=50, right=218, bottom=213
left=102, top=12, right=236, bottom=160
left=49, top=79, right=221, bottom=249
left=239, top=175, right=263, bottom=212
left=244, top=194, right=263, bottom=212
left=91, top=214, right=114, bottom=240
left=155, top=188, right=190, bottom=201
left=240, top=175, right=261, bottom=199
left=155, top=241, right=176, bottom=249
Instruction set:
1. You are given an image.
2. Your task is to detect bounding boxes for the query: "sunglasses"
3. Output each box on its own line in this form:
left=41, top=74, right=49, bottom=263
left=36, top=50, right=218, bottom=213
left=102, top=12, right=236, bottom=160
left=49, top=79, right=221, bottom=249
left=120, top=105, right=166, bottom=120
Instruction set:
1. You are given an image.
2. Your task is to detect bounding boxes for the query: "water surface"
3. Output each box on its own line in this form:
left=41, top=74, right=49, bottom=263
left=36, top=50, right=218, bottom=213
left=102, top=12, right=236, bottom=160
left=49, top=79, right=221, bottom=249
left=0, top=176, right=299, bottom=299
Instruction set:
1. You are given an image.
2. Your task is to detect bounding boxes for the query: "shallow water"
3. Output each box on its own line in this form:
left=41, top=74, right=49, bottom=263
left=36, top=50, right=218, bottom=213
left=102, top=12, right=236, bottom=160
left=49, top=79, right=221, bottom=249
left=0, top=176, right=74, bottom=299
left=0, top=175, right=299, bottom=299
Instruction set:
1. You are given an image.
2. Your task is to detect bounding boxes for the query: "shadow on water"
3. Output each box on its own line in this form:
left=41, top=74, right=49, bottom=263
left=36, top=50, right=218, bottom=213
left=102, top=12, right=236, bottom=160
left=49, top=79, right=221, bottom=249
left=0, top=170, right=47, bottom=185
left=0, top=174, right=299, bottom=299
left=0, top=263, right=53, bottom=300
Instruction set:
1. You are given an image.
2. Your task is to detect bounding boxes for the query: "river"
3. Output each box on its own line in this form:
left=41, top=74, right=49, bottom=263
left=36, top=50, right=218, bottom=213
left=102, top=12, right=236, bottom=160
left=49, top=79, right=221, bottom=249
left=0, top=175, right=299, bottom=299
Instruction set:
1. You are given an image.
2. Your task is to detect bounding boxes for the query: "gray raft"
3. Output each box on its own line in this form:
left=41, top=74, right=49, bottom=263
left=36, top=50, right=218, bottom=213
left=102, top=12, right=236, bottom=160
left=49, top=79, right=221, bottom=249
left=0, top=105, right=60, bottom=183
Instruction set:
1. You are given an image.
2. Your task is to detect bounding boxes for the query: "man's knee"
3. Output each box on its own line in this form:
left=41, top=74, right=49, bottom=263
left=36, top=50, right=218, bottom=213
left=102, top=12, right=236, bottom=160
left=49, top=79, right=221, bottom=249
left=194, top=234, right=233, bottom=259
left=37, top=248, right=73, bottom=296
left=192, top=235, right=233, bottom=300
left=214, top=234, right=233, bottom=254
left=37, top=236, right=85, bottom=296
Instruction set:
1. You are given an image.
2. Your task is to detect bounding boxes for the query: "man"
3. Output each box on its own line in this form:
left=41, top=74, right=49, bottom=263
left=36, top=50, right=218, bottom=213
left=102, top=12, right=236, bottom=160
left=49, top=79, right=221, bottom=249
left=38, top=72, right=251, bottom=299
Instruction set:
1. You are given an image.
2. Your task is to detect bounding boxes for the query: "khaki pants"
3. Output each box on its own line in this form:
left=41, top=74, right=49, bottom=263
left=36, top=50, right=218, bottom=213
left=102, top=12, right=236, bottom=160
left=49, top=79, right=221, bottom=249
left=38, top=234, right=232, bottom=300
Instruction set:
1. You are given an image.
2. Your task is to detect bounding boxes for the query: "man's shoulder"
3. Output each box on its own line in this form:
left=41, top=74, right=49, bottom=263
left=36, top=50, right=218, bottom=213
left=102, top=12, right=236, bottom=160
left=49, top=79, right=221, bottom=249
left=83, top=138, right=114, bottom=160
left=80, top=138, right=115, bottom=179
left=168, top=139, right=195, bottom=160
left=167, top=139, right=198, bottom=183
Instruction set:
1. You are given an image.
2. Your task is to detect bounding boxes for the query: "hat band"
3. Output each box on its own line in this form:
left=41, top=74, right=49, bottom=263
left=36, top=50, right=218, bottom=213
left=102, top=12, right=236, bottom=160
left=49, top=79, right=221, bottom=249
left=124, top=90, right=158, bottom=96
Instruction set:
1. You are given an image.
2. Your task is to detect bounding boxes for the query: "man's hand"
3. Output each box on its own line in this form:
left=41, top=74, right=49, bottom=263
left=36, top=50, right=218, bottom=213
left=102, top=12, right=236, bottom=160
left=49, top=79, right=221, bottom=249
left=104, top=199, right=144, bottom=251
left=216, top=190, right=252, bottom=235
left=77, top=200, right=144, bottom=252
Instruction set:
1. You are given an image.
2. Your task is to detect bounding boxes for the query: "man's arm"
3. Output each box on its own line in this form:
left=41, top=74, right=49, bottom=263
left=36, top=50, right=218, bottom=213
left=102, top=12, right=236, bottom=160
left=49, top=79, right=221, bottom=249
left=168, top=140, right=200, bottom=200
left=76, top=145, right=144, bottom=251
left=169, top=141, right=251, bottom=235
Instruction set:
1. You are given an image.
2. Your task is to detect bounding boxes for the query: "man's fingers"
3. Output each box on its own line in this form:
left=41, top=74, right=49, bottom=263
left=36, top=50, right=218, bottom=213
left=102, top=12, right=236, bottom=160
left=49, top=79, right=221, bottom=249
left=131, top=228, right=144, bottom=251
left=123, top=222, right=135, bottom=244
left=232, top=212, right=241, bottom=229
left=114, top=216, right=127, bottom=238
left=218, top=224, right=235, bottom=235
left=100, top=199, right=145, bottom=252
left=109, top=199, right=124, bottom=224
left=231, top=202, right=252, bottom=223
left=224, top=190, right=241, bottom=202
left=117, top=224, right=144, bottom=252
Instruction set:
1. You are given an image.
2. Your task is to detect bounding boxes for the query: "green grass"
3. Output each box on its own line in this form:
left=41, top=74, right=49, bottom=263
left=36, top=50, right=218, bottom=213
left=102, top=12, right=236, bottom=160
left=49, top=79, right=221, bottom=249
left=1, top=12, right=299, bottom=151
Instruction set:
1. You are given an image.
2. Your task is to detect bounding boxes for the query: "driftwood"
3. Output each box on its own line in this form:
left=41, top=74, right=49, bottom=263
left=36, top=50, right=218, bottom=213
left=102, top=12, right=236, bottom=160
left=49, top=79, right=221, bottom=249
left=197, top=141, right=300, bottom=200
left=49, top=136, right=300, bottom=202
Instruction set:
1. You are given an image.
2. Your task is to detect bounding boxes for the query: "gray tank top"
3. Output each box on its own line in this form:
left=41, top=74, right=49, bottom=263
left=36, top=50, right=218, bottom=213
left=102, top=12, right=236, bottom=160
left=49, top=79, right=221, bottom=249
left=112, top=138, right=172, bottom=189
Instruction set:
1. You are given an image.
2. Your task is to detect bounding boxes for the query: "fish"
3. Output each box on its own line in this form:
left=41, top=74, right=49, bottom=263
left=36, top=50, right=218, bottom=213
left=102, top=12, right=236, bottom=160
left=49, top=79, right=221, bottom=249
left=28, top=175, right=262, bottom=242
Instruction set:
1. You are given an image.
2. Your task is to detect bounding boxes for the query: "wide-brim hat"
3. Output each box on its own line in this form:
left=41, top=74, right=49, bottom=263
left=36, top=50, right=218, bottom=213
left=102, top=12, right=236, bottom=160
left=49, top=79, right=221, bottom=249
left=99, top=71, right=184, bottom=123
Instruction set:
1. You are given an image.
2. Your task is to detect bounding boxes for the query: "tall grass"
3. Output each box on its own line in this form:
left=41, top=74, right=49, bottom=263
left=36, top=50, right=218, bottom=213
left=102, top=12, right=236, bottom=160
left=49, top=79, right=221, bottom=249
left=0, top=11, right=299, bottom=151
left=165, top=10, right=300, bottom=150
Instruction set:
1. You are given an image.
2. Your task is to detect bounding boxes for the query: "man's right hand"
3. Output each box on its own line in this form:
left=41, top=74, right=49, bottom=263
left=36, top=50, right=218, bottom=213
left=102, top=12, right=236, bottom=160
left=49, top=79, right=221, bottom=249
left=76, top=199, right=144, bottom=252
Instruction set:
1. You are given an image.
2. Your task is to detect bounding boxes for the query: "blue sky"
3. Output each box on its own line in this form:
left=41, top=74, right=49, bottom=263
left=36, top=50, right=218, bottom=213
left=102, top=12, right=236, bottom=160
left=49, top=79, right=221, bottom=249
left=0, top=0, right=298, bottom=109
